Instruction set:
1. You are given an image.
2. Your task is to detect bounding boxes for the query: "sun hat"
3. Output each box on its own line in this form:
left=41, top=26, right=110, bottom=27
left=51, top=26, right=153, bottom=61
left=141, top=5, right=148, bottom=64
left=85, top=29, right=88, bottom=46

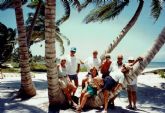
left=128, top=56, right=134, bottom=61
left=70, top=47, right=76, bottom=52
left=105, top=54, right=111, bottom=58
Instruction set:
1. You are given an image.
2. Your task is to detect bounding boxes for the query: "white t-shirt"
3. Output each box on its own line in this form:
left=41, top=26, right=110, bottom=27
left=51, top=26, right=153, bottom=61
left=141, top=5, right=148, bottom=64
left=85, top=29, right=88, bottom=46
left=110, top=61, right=123, bottom=72
left=84, top=57, right=101, bottom=72
left=111, top=70, right=124, bottom=84
left=66, top=55, right=80, bottom=75
left=126, top=63, right=137, bottom=85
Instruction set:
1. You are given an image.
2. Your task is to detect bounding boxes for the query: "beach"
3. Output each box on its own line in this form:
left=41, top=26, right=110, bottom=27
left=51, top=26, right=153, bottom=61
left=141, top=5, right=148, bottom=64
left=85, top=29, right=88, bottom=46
left=0, top=68, right=165, bottom=113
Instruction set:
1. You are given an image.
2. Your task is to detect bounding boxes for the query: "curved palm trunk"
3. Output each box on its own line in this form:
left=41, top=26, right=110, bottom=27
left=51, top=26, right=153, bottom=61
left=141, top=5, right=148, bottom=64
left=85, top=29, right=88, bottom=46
left=45, top=0, right=65, bottom=106
left=27, top=0, right=42, bottom=47
left=14, top=0, right=36, bottom=98
left=100, top=0, right=144, bottom=60
left=86, top=27, right=165, bottom=108
left=133, top=27, right=165, bottom=76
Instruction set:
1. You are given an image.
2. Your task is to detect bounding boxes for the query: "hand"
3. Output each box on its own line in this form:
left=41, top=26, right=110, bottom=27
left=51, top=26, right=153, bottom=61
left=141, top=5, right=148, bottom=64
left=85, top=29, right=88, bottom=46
left=137, top=57, right=143, bottom=61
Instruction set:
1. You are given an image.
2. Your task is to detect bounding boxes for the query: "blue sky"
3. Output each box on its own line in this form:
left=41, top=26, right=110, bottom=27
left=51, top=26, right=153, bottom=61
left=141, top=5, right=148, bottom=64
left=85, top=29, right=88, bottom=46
left=0, top=0, right=165, bottom=62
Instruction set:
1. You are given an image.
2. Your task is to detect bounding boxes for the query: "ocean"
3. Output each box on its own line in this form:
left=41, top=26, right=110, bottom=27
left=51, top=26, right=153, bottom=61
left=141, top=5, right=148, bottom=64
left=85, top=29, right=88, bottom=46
left=147, top=62, right=165, bottom=68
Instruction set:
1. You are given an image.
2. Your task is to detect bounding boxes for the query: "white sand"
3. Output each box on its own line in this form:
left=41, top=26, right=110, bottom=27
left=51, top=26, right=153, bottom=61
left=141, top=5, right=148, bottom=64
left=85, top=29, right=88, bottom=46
left=0, top=71, right=165, bottom=113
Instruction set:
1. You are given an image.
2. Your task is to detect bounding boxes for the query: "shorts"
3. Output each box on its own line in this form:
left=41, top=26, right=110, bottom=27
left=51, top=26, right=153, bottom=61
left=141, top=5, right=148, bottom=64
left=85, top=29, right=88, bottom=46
left=127, top=84, right=137, bottom=91
left=68, top=74, right=78, bottom=80
left=59, top=77, right=68, bottom=89
left=103, top=76, right=117, bottom=91
left=87, top=85, right=97, bottom=96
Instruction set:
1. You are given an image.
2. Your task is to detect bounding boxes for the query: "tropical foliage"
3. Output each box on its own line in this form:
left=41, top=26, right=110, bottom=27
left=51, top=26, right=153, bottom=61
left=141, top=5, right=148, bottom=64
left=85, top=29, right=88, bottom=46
left=0, top=22, right=16, bottom=65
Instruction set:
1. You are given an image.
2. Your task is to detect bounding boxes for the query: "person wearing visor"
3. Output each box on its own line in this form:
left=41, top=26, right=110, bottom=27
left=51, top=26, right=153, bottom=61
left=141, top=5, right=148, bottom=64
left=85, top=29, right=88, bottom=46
left=66, top=47, right=80, bottom=87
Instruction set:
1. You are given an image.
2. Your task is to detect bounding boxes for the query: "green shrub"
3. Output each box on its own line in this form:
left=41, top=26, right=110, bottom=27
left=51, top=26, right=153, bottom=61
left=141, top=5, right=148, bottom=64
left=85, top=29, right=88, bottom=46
left=2, top=68, right=19, bottom=73
left=80, top=66, right=87, bottom=72
left=157, top=70, right=165, bottom=78
left=31, top=63, right=47, bottom=72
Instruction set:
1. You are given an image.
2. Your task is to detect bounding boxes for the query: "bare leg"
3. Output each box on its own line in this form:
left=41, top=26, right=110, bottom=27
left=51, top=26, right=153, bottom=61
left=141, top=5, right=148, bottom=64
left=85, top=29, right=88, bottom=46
left=127, top=90, right=132, bottom=108
left=74, top=79, right=79, bottom=87
left=62, top=87, right=72, bottom=101
left=132, top=91, right=137, bottom=109
left=103, top=90, right=109, bottom=111
left=78, top=92, right=90, bottom=110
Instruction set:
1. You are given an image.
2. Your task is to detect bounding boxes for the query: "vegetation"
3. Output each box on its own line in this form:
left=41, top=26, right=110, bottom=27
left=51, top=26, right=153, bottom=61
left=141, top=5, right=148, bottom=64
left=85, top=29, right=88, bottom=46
left=30, top=62, right=47, bottom=72
left=0, top=22, right=16, bottom=65
left=157, top=70, right=165, bottom=78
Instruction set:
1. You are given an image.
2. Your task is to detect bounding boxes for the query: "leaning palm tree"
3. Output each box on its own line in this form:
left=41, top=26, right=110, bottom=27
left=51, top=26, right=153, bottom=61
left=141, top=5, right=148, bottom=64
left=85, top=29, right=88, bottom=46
left=14, top=0, right=36, bottom=98
left=45, top=0, right=65, bottom=106
left=83, top=0, right=144, bottom=60
left=85, top=26, right=165, bottom=108
left=0, top=0, right=36, bottom=98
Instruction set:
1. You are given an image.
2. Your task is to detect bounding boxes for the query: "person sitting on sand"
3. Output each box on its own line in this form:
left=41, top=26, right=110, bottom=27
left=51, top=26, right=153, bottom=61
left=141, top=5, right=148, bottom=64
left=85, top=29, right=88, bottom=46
left=76, top=67, right=99, bottom=111
left=126, top=56, right=143, bottom=110
left=93, top=64, right=131, bottom=113
left=57, top=57, right=77, bottom=107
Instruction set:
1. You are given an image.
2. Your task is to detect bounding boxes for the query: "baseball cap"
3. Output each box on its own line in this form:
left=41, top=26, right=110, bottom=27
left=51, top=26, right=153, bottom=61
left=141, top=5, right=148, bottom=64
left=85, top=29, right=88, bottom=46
left=70, top=47, right=76, bottom=52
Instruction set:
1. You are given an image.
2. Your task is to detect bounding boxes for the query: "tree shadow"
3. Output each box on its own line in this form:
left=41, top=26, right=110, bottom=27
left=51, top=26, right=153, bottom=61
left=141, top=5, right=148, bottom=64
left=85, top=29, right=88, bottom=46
left=119, top=83, right=165, bottom=113
left=0, top=79, right=48, bottom=91
left=0, top=98, right=46, bottom=113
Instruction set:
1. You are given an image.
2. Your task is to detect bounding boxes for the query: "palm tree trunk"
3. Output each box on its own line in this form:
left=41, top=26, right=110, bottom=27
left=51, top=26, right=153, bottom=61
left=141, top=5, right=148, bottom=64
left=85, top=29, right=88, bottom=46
left=100, top=0, right=144, bottom=60
left=133, top=27, right=165, bottom=76
left=27, top=0, right=42, bottom=47
left=14, top=0, right=36, bottom=98
left=86, top=27, right=165, bottom=108
left=45, top=0, right=65, bottom=106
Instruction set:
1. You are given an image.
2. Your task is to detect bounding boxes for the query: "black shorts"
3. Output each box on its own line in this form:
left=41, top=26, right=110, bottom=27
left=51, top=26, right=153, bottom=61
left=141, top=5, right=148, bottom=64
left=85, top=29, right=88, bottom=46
left=68, top=74, right=78, bottom=80
left=103, top=76, right=117, bottom=91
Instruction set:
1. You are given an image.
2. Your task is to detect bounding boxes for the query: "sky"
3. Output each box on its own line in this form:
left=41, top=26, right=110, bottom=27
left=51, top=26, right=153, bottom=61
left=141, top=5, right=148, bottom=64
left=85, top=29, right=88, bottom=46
left=0, top=0, right=165, bottom=62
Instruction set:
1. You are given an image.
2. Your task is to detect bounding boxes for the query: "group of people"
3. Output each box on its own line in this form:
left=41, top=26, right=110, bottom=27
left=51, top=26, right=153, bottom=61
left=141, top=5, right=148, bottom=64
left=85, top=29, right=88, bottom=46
left=57, top=47, right=143, bottom=113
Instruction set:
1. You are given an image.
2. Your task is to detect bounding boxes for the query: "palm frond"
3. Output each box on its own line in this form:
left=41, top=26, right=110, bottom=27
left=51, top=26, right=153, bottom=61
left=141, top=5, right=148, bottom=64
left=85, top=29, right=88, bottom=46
left=56, top=32, right=65, bottom=55
left=84, top=1, right=117, bottom=23
left=0, top=0, right=27, bottom=10
left=27, top=0, right=41, bottom=8
left=56, top=0, right=70, bottom=26
left=84, top=0, right=129, bottom=23
left=68, top=0, right=81, bottom=11
left=99, top=0, right=129, bottom=21
left=79, top=0, right=92, bottom=12
left=151, top=0, right=163, bottom=22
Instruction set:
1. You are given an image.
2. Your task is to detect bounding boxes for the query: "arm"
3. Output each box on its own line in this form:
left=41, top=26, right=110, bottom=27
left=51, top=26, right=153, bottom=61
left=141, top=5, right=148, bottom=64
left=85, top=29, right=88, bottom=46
left=77, top=63, right=80, bottom=73
left=113, top=83, right=123, bottom=93
left=130, top=57, right=143, bottom=66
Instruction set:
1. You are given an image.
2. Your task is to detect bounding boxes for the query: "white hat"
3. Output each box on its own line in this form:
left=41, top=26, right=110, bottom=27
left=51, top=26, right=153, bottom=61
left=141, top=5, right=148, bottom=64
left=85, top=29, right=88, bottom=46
left=128, top=56, right=134, bottom=61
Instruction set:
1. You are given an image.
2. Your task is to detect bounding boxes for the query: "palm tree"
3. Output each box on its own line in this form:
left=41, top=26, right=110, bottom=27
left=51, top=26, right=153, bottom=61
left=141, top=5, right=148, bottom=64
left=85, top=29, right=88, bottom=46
left=45, top=0, right=65, bottom=106
left=99, top=0, right=144, bottom=60
left=0, top=0, right=36, bottom=98
left=26, top=0, right=71, bottom=55
left=82, top=0, right=143, bottom=60
left=14, top=0, right=36, bottom=98
left=85, top=27, right=165, bottom=108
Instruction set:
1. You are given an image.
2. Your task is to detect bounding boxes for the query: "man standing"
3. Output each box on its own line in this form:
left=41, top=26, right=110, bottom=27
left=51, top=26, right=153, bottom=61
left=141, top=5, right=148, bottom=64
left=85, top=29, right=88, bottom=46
left=84, top=50, right=101, bottom=75
left=66, top=47, right=80, bottom=87
left=93, top=64, right=130, bottom=113
left=81, top=50, right=101, bottom=88
left=126, top=56, right=143, bottom=110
